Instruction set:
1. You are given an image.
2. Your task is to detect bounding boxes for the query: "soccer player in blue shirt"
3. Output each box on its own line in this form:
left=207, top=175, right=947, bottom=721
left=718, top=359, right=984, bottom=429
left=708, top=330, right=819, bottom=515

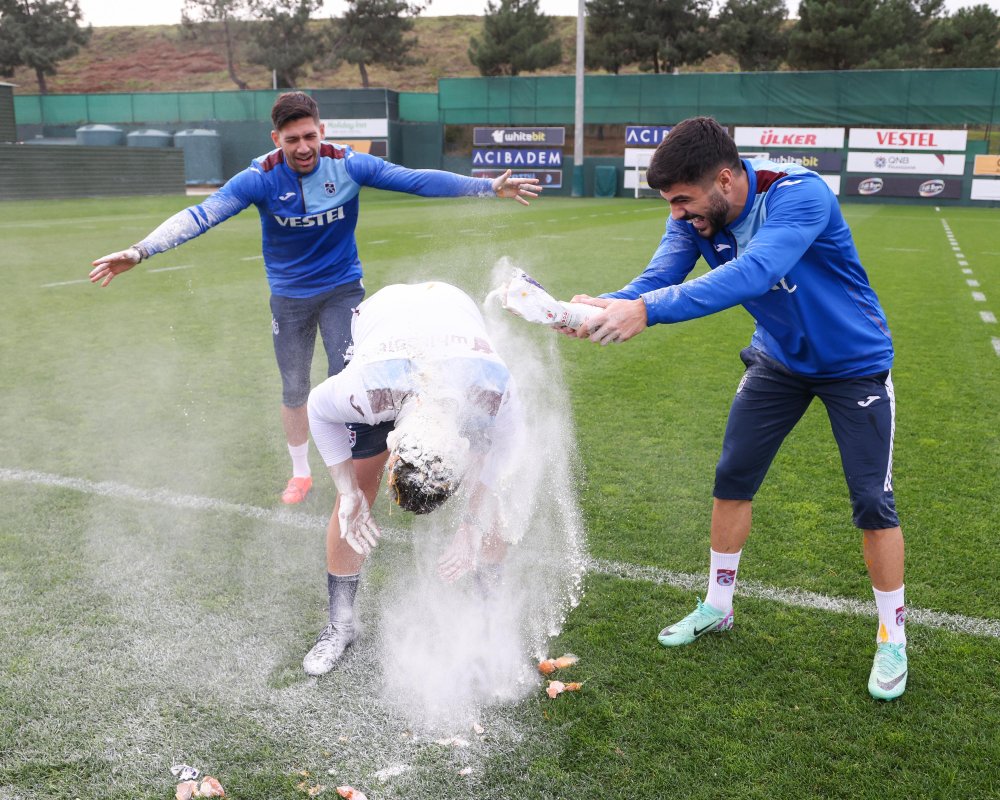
left=90, top=92, right=539, bottom=506
left=568, top=117, right=908, bottom=700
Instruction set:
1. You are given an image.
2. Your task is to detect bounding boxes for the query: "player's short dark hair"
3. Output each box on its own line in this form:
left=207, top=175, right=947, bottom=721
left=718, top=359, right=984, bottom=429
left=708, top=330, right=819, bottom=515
left=645, top=117, right=742, bottom=191
left=271, top=91, right=320, bottom=131
left=388, top=454, right=459, bottom=515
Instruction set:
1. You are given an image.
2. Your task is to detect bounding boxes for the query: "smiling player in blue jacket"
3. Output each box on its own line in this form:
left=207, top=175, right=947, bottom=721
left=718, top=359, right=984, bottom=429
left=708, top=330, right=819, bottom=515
left=90, top=92, right=540, bottom=506
left=569, top=116, right=908, bottom=701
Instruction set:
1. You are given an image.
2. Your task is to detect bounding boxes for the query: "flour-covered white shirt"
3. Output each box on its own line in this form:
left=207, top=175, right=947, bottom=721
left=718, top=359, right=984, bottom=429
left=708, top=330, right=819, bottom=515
left=307, top=282, right=521, bottom=489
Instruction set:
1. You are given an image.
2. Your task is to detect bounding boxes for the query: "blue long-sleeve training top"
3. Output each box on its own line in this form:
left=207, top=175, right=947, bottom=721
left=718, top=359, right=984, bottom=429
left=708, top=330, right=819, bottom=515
left=604, top=158, right=894, bottom=379
left=135, top=144, right=495, bottom=298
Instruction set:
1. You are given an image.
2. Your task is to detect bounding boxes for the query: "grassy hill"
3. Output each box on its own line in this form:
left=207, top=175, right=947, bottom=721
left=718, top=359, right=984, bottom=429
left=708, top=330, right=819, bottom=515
left=6, top=15, right=737, bottom=96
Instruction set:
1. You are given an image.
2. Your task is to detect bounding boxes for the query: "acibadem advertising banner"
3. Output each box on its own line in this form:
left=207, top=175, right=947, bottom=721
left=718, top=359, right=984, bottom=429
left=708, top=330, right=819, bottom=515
left=847, top=128, right=968, bottom=151
left=847, top=152, right=965, bottom=175
left=734, top=127, right=845, bottom=149
left=845, top=175, right=961, bottom=199
left=472, top=148, right=563, bottom=167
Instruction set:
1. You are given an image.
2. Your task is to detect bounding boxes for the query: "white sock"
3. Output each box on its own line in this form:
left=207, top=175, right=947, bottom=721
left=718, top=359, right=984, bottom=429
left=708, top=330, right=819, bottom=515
left=873, top=585, right=906, bottom=645
left=705, top=548, right=742, bottom=611
left=288, top=441, right=311, bottom=478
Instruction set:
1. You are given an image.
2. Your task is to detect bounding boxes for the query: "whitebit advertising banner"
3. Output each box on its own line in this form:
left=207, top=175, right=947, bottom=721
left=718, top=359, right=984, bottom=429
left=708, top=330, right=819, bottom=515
left=734, top=127, right=846, bottom=149
left=473, top=127, right=566, bottom=147
left=847, top=151, right=966, bottom=175
left=847, top=128, right=968, bottom=151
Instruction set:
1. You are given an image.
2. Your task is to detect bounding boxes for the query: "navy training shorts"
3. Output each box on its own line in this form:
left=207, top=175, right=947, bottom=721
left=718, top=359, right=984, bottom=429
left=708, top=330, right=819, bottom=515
left=713, top=347, right=900, bottom=531
left=269, top=280, right=365, bottom=408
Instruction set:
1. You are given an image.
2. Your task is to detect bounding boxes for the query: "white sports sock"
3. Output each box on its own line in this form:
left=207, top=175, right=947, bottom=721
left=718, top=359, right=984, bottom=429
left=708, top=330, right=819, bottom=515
left=288, top=441, right=311, bottom=478
left=873, top=585, right=906, bottom=645
left=705, top=548, right=742, bottom=611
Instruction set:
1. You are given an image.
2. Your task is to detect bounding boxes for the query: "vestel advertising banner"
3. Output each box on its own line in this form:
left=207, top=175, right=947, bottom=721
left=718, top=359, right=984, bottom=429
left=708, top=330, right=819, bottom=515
left=847, top=128, right=968, bottom=151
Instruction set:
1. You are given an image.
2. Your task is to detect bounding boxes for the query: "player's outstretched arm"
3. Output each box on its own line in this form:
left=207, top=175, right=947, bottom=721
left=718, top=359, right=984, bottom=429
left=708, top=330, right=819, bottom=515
left=89, top=247, right=143, bottom=287
left=492, top=168, right=542, bottom=206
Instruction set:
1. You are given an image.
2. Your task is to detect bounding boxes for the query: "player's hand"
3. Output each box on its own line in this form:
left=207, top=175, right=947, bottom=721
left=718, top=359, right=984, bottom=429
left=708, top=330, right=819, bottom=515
left=554, top=295, right=610, bottom=337
left=338, top=489, right=380, bottom=556
left=437, top=522, right=479, bottom=583
left=576, top=298, right=648, bottom=346
left=492, top=169, right=542, bottom=206
left=89, top=247, right=141, bottom=287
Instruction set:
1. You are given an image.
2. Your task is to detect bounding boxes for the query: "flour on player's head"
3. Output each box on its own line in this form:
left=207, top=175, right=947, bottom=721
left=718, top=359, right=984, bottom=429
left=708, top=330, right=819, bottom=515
left=645, top=116, right=740, bottom=191
left=270, top=90, right=320, bottom=130
left=386, top=397, right=470, bottom=515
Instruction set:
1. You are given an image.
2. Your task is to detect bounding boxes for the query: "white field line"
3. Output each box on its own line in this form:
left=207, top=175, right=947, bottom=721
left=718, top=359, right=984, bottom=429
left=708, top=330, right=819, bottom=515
left=147, top=264, right=194, bottom=274
left=4, top=467, right=999, bottom=640
left=41, top=278, right=90, bottom=288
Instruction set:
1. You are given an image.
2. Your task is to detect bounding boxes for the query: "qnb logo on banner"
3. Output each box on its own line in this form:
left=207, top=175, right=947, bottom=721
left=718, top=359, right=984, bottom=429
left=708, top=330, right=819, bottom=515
left=473, top=127, right=566, bottom=147
left=848, top=128, right=968, bottom=151
left=472, top=149, right=563, bottom=167
left=847, top=152, right=965, bottom=176
left=734, top=127, right=846, bottom=149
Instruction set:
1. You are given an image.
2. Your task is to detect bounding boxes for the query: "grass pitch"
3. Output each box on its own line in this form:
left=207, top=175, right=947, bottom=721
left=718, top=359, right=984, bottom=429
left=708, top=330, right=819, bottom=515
left=1, top=192, right=999, bottom=799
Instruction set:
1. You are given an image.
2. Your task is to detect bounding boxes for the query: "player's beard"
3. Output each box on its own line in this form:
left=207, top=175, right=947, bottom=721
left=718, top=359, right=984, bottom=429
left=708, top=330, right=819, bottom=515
left=697, top=188, right=730, bottom=237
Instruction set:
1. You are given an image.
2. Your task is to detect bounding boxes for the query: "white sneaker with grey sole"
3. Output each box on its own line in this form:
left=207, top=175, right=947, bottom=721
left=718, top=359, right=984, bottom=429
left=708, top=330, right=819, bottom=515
left=303, top=623, right=357, bottom=676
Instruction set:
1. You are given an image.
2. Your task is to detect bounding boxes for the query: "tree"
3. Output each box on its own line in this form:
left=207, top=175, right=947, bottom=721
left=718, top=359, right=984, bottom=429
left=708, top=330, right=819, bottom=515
left=863, top=0, right=944, bottom=68
left=585, top=0, right=633, bottom=74
left=181, top=0, right=251, bottom=91
left=716, top=0, right=788, bottom=71
left=468, top=0, right=561, bottom=77
left=787, top=0, right=946, bottom=71
left=585, top=0, right=711, bottom=75
left=926, top=4, right=1000, bottom=68
left=787, top=0, right=878, bottom=70
left=332, top=0, right=425, bottom=89
left=0, top=0, right=91, bottom=94
left=246, top=0, right=324, bottom=88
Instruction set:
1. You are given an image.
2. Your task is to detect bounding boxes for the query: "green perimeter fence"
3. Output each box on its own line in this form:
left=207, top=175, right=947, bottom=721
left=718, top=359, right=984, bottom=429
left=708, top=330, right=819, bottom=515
left=7, top=70, right=1000, bottom=203
left=13, top=70, right=1000, bottom=129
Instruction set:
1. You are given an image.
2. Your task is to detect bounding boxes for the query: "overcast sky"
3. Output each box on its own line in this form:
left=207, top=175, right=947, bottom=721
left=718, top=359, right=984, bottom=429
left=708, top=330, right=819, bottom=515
left=76, top=0, right=1000, bottom=28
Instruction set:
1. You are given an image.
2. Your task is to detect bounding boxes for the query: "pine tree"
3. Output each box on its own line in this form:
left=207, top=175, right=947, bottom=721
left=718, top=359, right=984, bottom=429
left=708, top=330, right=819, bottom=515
left=332, top=0, right=425, bottom=89
left=716, top=0, right=788, bottom=72
left=246, top=0, right=323, bottom=88
left=0, top=0, right=91, bottom=94
left=468, top=0, right=562, bottom=77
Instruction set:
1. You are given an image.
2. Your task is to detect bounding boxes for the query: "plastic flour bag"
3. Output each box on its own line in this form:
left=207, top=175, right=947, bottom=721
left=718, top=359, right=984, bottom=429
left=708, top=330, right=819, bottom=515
left=500, top=269, right=601, bottom=331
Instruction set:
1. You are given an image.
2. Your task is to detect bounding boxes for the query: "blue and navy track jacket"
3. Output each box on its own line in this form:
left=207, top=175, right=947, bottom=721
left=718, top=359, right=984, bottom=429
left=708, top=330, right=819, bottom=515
left=137, top=144, right=495, bottom=299
left=605, top=158, right=894, bottom=378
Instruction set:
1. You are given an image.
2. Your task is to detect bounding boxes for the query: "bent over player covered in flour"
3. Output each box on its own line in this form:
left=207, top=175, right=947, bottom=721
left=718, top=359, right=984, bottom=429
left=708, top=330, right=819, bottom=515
left=304, top=282, right=524, bottom=677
